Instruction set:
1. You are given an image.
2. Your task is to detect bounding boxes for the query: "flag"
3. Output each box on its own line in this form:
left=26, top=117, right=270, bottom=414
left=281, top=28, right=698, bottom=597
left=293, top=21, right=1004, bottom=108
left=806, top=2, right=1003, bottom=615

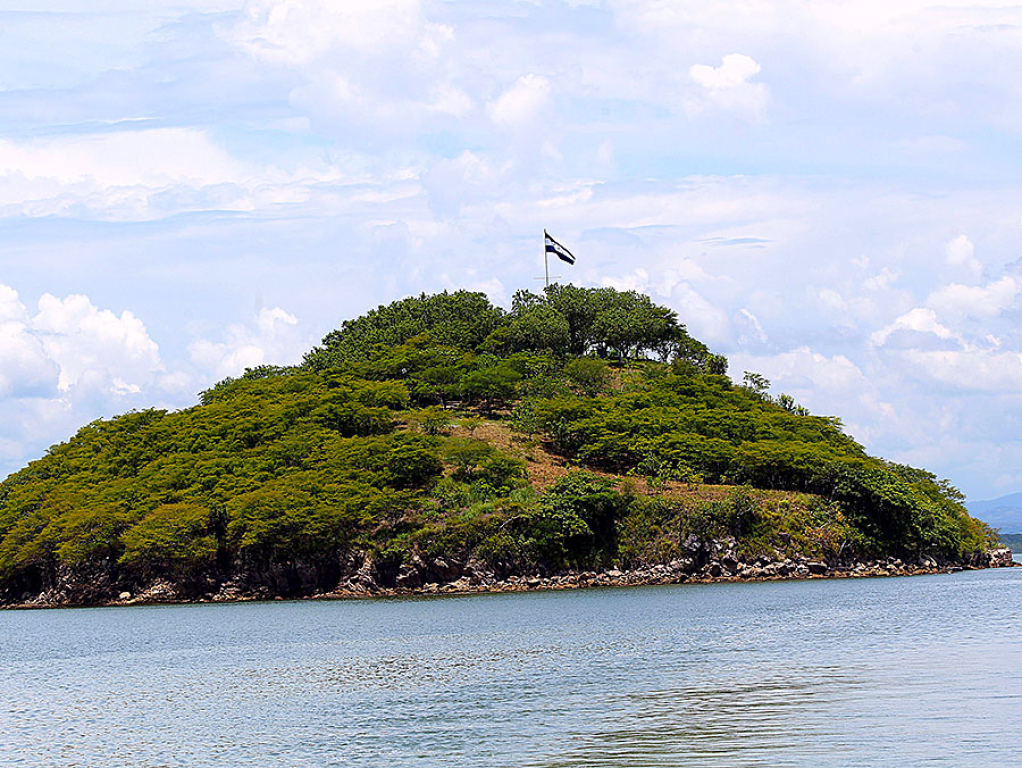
left=544, top=230, right=576, bottom=265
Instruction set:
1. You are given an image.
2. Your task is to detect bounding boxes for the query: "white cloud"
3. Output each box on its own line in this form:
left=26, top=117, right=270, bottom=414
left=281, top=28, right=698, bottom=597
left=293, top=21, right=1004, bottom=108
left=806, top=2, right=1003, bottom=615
left=189, top=306, right=305, bottom=381
left=863, top=266, right=899, bottom=291
left=690, top=53, right=761, bottom=90
left=871, top=307, right=958, bottom=346
left=668, top=282, right=731, bottom=346
left=737, top=307, right=767, bottom=344
left=0, top=128, right=356, bottom=221
left=487, top=74, right=552, bottom=127
left=8, top=0, right=1022, bottom=502
left=0, top=129, right=245, bottom=188
left=0, top=289, right=56, bottom=399
left=926, top=275, right=1022, bottom=319
left=944, top=234, right=982, bottom=279
left=230, top=0, right=469, bottom=140
left=733, top=346, right=871, bottom=397
left=230, top=0, right=428, bottom=65
left=689, top=54, right=768, bottom=115
left=32, top=293, right=163, bottom=394
left=901, top=349, right=1022, bottom=392
left=0, top=285, right=164, bottom=399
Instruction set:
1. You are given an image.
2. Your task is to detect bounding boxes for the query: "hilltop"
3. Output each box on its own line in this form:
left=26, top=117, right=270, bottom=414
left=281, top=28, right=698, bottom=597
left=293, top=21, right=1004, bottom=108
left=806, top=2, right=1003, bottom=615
left=0, top=286, right=1008, bottom=608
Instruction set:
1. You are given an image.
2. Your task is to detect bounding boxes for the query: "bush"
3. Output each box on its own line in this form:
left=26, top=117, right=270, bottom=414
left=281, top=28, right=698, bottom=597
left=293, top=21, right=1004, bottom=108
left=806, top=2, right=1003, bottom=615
left=565, top=358, right=610, bottom=396
left=120, top=503, right=217, bottom=571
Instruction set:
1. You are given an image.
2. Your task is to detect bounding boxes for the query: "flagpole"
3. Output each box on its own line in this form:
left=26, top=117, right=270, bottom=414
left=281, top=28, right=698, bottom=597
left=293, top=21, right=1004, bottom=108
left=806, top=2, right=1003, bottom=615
left=544, top=237, right=550, bottom=289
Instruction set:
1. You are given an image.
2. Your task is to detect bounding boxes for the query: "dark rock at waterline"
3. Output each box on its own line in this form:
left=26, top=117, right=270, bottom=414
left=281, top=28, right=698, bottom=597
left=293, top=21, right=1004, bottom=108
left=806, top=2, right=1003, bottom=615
left=3, top=539, right=1018, bottom=609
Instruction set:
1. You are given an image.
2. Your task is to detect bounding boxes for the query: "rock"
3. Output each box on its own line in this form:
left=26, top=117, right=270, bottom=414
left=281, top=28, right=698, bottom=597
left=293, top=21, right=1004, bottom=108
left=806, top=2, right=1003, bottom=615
left=986, top=548, right=1013, bottom=567
left=719, top=553, right=740, bottom=574
left=762, top=561, right=789, bottom=577
left=118, top=591, right=131, bottom=601
left=446, top=576, right=473, bottom=591
left=431, top=557, right=463, bottom=582
left=668, top=557, right=696, bottom=574
left=395, top=564, right=422, bottom=589
left=806, top=561, right=828, bottom=575
left=355, top=553, right=378, bottom=588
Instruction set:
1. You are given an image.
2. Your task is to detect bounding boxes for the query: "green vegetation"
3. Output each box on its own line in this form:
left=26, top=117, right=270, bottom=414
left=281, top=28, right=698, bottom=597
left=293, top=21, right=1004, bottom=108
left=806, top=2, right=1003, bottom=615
left=0, top=287, right=996, bottom=604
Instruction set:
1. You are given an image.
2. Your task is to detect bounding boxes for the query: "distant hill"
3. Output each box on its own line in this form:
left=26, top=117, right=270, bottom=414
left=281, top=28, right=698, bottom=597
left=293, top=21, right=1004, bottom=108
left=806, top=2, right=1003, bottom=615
left=967, top=492, right=1022, bottom=534
left=996, top=533, right=1022, bottom=551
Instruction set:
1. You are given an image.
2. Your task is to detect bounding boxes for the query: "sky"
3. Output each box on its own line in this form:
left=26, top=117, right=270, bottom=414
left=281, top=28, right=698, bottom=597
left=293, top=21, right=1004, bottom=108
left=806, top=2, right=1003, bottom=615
left=2, top=0, right=1022, bottom=501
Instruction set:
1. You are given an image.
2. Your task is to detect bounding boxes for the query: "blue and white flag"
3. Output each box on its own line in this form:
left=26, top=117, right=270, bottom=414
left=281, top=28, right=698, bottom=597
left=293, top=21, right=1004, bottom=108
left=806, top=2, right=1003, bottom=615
left=544, top=230, right=576, bottom=265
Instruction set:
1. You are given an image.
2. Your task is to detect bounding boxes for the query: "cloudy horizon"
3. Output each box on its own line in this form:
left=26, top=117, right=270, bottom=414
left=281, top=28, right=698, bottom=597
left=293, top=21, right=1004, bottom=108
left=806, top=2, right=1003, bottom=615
left=3, top=0, right=1022, bottom=500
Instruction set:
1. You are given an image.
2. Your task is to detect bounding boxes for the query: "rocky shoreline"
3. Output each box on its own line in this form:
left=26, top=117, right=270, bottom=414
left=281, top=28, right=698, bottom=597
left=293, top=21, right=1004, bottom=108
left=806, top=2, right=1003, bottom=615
left=5, top=543, right=1017, bottom=610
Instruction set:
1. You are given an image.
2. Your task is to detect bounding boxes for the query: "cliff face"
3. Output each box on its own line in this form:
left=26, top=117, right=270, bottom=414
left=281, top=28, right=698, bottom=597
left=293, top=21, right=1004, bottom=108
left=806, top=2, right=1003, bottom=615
left=10, top=535, right=1015, bottom=609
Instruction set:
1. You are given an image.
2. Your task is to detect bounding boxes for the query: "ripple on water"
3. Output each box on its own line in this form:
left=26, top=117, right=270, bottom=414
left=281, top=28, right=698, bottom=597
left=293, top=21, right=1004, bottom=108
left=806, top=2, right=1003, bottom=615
left=1, top=570, right=1021, bottom=767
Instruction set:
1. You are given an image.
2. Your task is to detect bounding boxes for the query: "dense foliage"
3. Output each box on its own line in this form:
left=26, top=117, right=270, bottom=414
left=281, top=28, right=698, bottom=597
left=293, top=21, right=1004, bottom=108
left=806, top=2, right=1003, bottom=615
left=0, top=287, right=995, bottom=603
left=304, top=285, right=726, bottom=373
left=530, top=364, right=989, bottom=555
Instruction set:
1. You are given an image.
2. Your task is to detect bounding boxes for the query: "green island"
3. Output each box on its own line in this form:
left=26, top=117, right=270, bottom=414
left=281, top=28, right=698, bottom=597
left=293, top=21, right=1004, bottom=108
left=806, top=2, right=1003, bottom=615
left=0, top=287, right=1013, bottom=608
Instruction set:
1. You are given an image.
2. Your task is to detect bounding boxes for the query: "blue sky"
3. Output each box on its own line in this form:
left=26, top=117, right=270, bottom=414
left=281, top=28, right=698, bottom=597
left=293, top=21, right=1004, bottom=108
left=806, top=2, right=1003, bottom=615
left=2, top=0, right=1022, bottom=500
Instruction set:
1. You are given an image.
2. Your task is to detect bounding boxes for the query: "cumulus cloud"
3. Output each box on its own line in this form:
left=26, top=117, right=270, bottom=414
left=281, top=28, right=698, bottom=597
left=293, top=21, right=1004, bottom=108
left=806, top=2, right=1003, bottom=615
left=863, top=267, right=899, bottom=291
left=0, top=285, right=163, bottom=399
left=901, top=349, right=1022, bottom=393
left=728, top=345, right=898, bottom=445
left=926, top=275, right=1022, bottom=319
left=230, top=0, right=469, bottom=141
left=871, top=307, right=959, bottom=347
left=944, top=234, right=982, bottom=280
left=688, top=54, right=768, bottom=115
left=230, top=0, right=430, bottom=64
left=33, top=293, right=162, bottom=393
left=487, top=74, right=552, bottom=127
left=189, top=306, right=306, bottom=381
left=0, top=288, right=57, bottom=399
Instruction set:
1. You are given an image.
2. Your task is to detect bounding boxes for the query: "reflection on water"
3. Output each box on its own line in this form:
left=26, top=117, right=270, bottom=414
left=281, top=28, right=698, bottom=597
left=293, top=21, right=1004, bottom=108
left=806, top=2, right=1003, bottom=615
left=2, top=569, right=1020, bottom=767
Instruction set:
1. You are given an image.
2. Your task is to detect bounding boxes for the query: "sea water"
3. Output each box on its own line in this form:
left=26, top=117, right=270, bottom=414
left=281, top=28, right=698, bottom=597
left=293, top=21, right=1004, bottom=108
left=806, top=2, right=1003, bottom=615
left=2, top=565, right=1020, bottom=767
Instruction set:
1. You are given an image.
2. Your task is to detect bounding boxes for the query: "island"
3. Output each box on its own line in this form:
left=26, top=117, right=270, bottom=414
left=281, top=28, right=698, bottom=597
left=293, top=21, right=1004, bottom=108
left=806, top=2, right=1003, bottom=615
left=0, top=286, right=1013, bottom=608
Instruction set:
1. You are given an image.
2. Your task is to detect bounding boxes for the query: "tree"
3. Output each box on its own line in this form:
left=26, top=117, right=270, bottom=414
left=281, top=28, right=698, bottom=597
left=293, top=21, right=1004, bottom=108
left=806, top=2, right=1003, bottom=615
left=506, top=305, right=571, bottom=355
left=459, top=365, right=521, bottom=412
left=304, top=291, right=504, bottom=367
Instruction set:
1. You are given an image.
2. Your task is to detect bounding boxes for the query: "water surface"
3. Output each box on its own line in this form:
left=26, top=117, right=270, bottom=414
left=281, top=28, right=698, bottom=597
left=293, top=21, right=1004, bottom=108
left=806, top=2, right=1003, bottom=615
left=2, top=567, right=1020, bottom=767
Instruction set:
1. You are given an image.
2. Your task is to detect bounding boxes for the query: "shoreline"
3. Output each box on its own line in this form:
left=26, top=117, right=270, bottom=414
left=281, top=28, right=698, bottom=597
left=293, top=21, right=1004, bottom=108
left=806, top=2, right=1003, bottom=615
left=5, top=549, right=1017, bottom=611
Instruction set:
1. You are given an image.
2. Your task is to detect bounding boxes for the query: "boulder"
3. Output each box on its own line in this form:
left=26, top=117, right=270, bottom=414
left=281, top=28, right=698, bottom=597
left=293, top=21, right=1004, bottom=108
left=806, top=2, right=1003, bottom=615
left=988, top=548, right=1015, bottom=568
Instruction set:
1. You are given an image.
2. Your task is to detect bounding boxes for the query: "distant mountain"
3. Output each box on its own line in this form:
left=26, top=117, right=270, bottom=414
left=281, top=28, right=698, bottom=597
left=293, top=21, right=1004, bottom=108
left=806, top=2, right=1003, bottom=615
left=968, top=492, right=1022, bottom=534
left=997, top=533, right=1022, bottom=551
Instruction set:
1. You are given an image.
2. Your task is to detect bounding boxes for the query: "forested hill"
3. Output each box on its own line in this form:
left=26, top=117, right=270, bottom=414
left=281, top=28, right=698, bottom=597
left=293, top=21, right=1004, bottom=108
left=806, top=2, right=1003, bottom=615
left=0, top=286, right=999, bottom=607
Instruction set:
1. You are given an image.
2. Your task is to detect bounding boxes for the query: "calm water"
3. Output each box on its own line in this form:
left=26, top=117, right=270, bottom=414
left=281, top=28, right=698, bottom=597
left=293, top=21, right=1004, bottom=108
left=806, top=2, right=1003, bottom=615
left=2, top=566, right=1021, bottom=767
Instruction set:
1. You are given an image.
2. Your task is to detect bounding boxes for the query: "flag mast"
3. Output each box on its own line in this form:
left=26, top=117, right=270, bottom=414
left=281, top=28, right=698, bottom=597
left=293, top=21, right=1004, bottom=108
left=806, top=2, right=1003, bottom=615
left=544, top=233, right=550, bottom=289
